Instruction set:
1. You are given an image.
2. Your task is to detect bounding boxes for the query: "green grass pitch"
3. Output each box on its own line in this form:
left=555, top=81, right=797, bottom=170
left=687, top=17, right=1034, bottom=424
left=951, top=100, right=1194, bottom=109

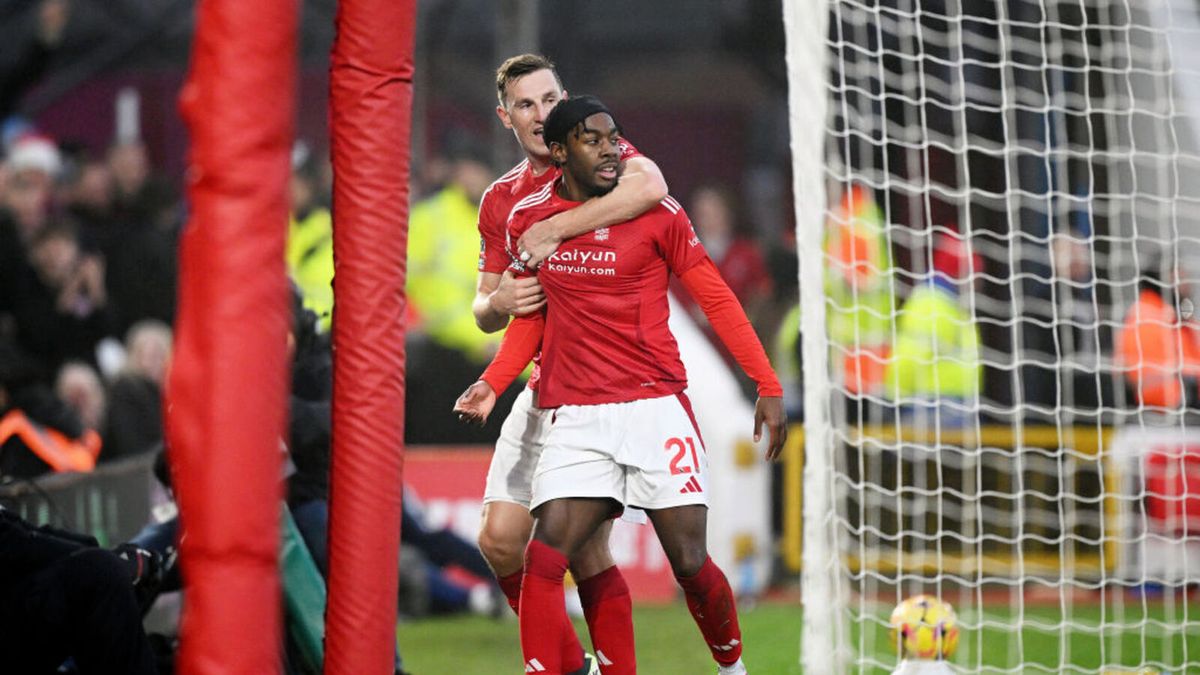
left=396, top=600, right=1200, bottom=673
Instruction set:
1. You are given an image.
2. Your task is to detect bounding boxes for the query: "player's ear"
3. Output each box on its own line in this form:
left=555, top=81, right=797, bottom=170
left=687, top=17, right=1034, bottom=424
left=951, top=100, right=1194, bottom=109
left=496, top=104, right=513, bottom=130
left=550, top=141, right=566, bottom=164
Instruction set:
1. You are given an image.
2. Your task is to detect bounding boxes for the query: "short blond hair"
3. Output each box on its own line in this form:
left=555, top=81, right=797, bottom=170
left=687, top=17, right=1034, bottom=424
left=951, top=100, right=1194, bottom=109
left=495, top=54, right=562, bottom=107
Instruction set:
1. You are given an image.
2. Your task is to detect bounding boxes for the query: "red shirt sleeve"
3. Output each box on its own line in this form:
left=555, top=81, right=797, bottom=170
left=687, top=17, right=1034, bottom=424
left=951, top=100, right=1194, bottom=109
left=618, top=137, right=642, bottom=161
left=679, top=258, right=783, bottom=397
left=658, top=205, right=709, bottom=278
left=477, top=191, right=511, bottom=274
left=480, top=313, right=545, bottom=395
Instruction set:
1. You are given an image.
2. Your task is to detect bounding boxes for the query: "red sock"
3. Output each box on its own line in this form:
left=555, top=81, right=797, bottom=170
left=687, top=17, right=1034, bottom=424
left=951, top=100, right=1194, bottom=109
left=675, top=556, right=742, bottom=667
left=497, top=568, right=523, bottom=616
left=577, top=565, right=636, bottom=674
left=521, top=540, right=585, bottom=674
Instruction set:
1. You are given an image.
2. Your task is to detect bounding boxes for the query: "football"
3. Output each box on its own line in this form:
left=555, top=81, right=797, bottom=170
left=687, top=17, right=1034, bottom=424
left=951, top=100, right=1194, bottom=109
left=889, top=594, right=960, bottom=661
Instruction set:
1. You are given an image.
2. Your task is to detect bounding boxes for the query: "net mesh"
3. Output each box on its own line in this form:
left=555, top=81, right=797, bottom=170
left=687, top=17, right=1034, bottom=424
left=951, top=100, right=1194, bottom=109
left=810, top=0, right=1200, bottom=671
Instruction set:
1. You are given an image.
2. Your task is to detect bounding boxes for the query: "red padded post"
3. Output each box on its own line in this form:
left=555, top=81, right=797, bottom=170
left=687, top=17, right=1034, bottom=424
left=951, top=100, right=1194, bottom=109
left=168, top=0, right=297, bottom=673
left=325, top=1, right=416, bottom=673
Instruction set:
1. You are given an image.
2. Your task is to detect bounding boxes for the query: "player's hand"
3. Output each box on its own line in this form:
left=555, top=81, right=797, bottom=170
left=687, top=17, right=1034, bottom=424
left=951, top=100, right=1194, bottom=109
left=454, top=380, right=497, bottom=426
left=488, top=270, right=546, bottom=317
left=754, top=396, right=788, bottom=461
left=517, top=216, right=563, bottom=269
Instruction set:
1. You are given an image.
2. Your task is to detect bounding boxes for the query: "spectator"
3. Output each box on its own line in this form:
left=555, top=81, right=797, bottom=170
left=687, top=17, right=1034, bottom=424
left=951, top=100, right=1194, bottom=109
left=1117, top=254, right=1200, bottom=419
left=825, top=184, right=895, bottom=403
left=0, top=337, right=93, bottom=478
left=100, top=139, right=178, bottom=336
left=885, top=230, right=983, bottom=426
left=63, top=157, right=117, bottom=252
left=406, top=133, right=506, bottom=443
left=286, top=142, right=333, bottom=331
left=107, top=139, right=176, bottom=230
left=689, top=184, right=772, bottom=314
left=103, top=320, right=170, bottom=461
left=0, top=0, right=70, bottom=121
left=1050, top=226, right=1113, bottom=417
left=0, top=506, right=160, bottom=675
left=12, top=221, right=114, bottom=374
left=407, top=133, right=501, bottom=363
left=1, top=133, right=60, bottom=243
left=55, top=360, right=105, bottom=432
left=398, top=488, right=500, bottom=619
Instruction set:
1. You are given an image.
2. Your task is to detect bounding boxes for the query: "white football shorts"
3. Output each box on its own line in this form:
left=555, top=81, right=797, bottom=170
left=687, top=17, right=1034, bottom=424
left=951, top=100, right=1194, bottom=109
left=530, top=393, right=709, bottom=513
left=482, top=387, right=549, bottom=508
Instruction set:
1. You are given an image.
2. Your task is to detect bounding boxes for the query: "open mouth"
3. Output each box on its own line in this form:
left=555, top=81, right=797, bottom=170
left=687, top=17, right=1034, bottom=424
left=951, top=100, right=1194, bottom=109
left=596, top=163, right=618, bottom=180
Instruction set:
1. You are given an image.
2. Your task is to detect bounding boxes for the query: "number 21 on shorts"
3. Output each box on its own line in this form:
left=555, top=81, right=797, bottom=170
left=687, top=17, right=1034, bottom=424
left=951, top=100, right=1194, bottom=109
left=665, top=437, right=702, bottom=475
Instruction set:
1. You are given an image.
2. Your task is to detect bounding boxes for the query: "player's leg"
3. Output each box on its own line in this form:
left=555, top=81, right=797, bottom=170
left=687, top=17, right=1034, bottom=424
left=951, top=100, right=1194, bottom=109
left=478, top=501, right=533, bottom=612
left=525, top=401, right=632, bottom=675
left=524, top=497, right=616, bottom=675
left=570, top=519, right=636, bottom=675
left=622, top=393, right=744, bottom=673
left=478, top=387, right=546, bottom=613
left=647, top=505, right=744, bottom=672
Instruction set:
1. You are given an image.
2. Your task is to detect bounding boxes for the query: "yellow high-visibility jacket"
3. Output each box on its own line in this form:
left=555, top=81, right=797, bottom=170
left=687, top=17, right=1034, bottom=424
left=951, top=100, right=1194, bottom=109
left=885, top=283, right=981, bottom=400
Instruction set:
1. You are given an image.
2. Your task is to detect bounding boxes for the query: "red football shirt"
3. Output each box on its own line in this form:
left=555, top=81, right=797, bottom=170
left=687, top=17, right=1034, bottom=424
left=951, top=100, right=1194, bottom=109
left=476, top=139, right=642, bottom=274
left=507, top=182, right=708, bottom=407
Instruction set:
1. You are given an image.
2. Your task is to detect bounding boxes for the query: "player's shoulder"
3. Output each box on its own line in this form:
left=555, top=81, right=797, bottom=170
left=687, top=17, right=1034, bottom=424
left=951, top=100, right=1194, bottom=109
left=642, top=194, right=688, bottom=223
left=507, top=178, right=558, bottom=227
left=480, top=159, right=531, bottom=205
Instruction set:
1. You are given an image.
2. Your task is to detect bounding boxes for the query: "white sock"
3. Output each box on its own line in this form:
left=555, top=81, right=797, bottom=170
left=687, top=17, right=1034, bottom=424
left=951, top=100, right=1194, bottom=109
left=717, top=658, right=747, bottom=675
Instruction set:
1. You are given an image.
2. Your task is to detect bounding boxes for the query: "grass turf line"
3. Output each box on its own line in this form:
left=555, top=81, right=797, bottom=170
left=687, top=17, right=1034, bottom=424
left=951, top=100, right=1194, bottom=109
left=397, top=601, right=1200, bottom=673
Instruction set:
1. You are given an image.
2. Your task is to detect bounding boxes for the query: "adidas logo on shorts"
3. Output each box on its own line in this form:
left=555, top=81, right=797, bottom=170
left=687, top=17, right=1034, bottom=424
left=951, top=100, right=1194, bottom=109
left=679, top=476, right=702, bottom=494
left=525, top=658, right=547, bottom=672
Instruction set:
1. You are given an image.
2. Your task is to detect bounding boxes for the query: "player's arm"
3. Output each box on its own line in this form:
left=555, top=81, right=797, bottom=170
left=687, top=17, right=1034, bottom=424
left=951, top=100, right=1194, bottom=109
left=472, top=270, right=546, bottom=333
left=453, top=313, right=546, bottom=425
left=679, top=258, right=788, bottom=460
left=517, top=156, right=668, bottom=267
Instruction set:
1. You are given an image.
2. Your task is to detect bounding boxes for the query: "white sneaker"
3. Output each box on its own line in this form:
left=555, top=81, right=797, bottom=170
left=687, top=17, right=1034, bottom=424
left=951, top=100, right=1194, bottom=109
left=717, top=658, right=748, bottom=675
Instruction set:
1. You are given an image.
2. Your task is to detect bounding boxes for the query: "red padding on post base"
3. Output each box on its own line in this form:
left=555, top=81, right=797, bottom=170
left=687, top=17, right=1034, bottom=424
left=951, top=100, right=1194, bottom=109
left=326, top=1, right=416, bottom=674
left=168, top=0, right=297, bottom=673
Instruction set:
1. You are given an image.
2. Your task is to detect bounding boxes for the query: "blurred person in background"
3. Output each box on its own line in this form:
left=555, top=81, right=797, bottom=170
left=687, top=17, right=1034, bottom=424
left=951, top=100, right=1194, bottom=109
left=0, top=505, right=161, bottom=675
left=1050, top=221, right=1113, bottom=418
left=15, top=220, right=114, bottom=374
left=55, top=360, right=105, bottom=433
left=688, top=184, right=771, bottom=315
left=63, top=156, right=117, bottom=252
left=103, top=320, right=170, bottom=461
left=0, top=0, right=70, bottom=122
left=675, top=184, right=774, bottom=398
left=107, top=139, right=176, bottom=230
left=1, top=133, right=60, bottom=244
left=824, top=184, right=895, bottom=416
left=1117, top=253, right=1200, bottom=423
left=405, top=131, right=508, bottom=444
left=286, top=141, right=333, bottom=331
left=98, top=138, right=178, bottom=337
left=885, top=229, right=983, bottom=427
left=0, top=337, right=95, bottom=478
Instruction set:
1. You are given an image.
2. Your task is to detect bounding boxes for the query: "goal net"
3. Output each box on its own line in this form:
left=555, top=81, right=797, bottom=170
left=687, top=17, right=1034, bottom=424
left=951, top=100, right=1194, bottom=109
left=786, top=0, right=1200, bottom=672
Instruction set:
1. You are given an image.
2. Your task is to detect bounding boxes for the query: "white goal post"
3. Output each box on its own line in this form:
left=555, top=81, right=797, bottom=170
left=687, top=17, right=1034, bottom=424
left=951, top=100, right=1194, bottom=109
left=786, top=0, right=1200, bottom=672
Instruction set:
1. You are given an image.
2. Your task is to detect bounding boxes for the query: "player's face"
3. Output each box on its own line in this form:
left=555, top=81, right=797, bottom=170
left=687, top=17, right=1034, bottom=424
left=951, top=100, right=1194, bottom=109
left=553, top=112, right=621, bottom=199
left=496, top=69, right=564, bottom=160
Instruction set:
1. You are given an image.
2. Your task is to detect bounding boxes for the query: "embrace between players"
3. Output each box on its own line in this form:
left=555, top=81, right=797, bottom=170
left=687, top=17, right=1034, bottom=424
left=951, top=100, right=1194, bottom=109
left=451, top=54, right=788, bottom=675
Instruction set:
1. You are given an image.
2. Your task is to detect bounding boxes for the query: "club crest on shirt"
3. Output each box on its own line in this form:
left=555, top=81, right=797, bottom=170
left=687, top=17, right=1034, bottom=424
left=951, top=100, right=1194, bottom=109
left=595, top=227, right=610, bottom=241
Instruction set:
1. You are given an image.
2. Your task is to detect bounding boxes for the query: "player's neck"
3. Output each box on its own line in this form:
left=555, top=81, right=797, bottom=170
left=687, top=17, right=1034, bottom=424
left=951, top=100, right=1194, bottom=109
left=527, top=153, right=555, bottom=176
left=555, top=176, right=590, bottom=203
